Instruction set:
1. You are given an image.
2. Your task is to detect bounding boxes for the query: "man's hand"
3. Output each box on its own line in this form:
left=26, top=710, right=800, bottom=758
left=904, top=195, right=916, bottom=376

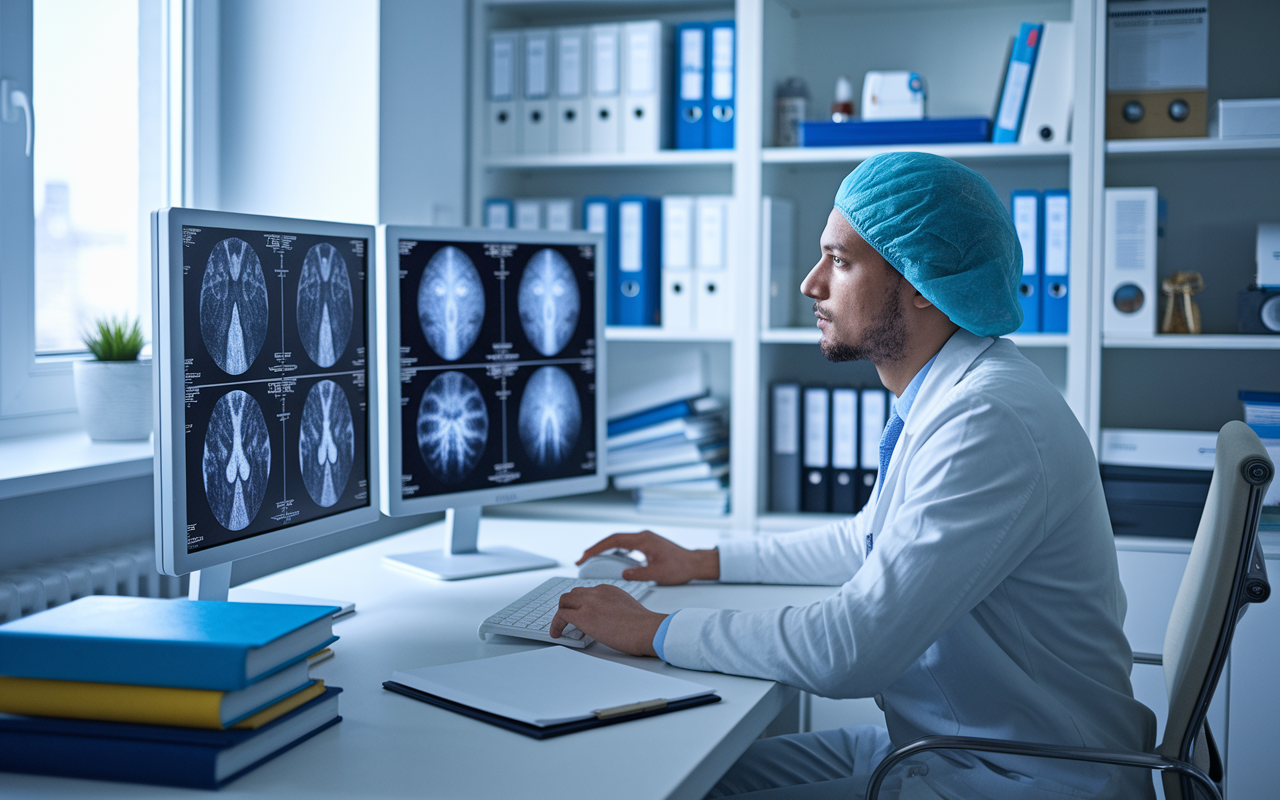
left=549, top=585, right=666, bottom=657
left=576, top=530, right=719, bottom=585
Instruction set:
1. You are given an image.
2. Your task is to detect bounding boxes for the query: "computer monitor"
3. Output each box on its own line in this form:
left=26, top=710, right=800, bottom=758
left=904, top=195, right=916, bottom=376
left=377, top=226, right=605, bottom=580
left=152, top=208, right=380, bottom=600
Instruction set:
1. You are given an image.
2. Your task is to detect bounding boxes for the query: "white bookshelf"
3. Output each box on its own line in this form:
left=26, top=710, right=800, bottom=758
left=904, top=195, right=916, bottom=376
left=468, top=0, right=1280, bottom=534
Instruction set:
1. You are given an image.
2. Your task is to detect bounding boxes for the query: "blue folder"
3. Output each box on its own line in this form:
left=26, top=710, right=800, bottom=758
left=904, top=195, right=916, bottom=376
left=583, top=196, right=618, bottom=325
left=993, top=22, right=1044, bottom=143
left=1041, top=189, right=1070, bottom=333
left=707, top=21, right=735, bottom=149
left=799, top=117, right=991, bottom=147
left=613, top=196, right=661, bottom=326
left=1011, top=190, right=1042, bottom=333
left=675, top=23, right=708, bottom=149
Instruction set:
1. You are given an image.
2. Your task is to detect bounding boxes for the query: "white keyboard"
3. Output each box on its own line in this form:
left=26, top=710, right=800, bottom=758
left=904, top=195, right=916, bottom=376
left=477, top=577, right=654, bottom=649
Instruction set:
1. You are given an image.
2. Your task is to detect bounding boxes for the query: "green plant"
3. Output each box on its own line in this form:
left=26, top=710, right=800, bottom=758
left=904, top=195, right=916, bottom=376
left=83, top=316, right=146, bottom=361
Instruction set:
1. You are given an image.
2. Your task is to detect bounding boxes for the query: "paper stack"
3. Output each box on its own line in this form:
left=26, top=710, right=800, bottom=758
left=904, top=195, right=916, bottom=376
left=0, top=596, right=342, bottom=789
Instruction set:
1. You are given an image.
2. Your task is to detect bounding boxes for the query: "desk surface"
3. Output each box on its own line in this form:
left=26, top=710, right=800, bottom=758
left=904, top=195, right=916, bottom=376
left=0, top=518, right=836, bottom=800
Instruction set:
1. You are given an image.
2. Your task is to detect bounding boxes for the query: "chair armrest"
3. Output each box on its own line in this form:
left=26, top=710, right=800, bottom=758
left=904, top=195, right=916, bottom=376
left=1133, top=651, right=1163, bottom=666
left=865, top=735, right=1219, bottom=800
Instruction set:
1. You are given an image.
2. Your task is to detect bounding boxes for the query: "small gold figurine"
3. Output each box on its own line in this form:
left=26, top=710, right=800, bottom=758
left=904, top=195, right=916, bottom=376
left=1161, top=271, right=1205, bottom=334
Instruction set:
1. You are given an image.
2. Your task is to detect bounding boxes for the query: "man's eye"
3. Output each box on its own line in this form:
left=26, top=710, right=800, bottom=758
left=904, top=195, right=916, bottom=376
left=831, top=255, right=845, bottom=266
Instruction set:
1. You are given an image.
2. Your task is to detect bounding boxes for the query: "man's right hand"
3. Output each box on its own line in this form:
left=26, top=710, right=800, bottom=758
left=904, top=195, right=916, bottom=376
left=575, top=530, right=719, bottom=586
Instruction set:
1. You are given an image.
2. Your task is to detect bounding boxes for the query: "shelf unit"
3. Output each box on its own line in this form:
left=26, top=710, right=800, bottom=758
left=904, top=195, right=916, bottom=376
left=469, top=0, right=1280, bottom=533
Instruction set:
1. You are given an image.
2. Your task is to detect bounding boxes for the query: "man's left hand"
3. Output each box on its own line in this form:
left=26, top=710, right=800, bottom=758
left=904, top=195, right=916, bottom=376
left=549, top=585, right=667, bottom=657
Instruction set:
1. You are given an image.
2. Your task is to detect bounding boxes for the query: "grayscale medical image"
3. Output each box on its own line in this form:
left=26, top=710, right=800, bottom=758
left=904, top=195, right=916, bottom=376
left=517, top=248, right=580, bottom=357
left=298, top=380, right=355, bottom=508
left=200, top=238, right=269, bottom=375
left=518, top=366, right=581, bottom=467
left=202, top=390, right=271, bottom=531
left=296, top=243, right=353, bottom=368
left=418, top=246, right=485, bottom=361
left=417, top=371, right=489, bottom=484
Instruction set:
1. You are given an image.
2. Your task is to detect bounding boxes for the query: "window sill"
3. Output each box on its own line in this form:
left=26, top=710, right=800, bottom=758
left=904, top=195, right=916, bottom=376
left=0, top=431, right=152, bottom=500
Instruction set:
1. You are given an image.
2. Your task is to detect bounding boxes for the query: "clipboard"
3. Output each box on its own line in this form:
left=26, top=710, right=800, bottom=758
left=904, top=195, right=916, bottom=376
left=382, top=680, right=720, bottom=739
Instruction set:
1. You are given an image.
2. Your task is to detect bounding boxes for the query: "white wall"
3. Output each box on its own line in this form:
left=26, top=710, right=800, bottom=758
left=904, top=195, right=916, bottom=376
left=379, top=0, right=466, bottom=226
left=217, top=0, right=380, bottom=224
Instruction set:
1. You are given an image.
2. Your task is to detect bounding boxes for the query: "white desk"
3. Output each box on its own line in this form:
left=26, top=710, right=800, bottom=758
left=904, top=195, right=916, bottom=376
left=0, top=519, right=837, bottom=800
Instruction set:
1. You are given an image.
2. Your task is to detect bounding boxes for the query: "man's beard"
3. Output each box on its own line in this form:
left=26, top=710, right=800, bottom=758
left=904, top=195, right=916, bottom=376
left=818, top=284, right=908, bottom=365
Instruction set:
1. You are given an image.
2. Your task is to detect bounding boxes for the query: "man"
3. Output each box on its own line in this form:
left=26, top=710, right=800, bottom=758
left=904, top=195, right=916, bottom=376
left=550, top=153, right=1156, bottom=798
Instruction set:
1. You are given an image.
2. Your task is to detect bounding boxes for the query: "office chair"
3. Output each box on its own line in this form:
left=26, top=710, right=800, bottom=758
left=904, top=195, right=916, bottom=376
left=865, top=420, right=1273, bottom=800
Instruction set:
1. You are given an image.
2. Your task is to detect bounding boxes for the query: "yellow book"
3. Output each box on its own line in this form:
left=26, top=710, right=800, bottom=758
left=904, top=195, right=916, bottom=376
left=0, top=660, right=315, bottom=729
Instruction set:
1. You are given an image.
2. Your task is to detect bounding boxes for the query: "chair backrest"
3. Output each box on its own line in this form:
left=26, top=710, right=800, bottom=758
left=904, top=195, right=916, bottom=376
left=1160, top=421, right=1273, bottom=797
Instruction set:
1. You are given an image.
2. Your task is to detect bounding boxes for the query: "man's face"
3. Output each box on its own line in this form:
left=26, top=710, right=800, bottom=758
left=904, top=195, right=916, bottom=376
left=801, top=209, right=909, bottom=364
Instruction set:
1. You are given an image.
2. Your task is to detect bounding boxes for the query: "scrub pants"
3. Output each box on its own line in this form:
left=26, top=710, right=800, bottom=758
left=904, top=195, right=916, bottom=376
left=706, top=724, right=896, bottom=799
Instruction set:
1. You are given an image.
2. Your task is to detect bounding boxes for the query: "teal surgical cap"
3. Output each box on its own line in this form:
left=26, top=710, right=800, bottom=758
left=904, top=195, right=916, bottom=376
left=833, top=152, right=1023, bottom=337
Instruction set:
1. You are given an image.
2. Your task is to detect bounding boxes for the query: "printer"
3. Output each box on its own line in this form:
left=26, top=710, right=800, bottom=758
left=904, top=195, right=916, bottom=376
left=1099, top=429, right=1217, bottom=540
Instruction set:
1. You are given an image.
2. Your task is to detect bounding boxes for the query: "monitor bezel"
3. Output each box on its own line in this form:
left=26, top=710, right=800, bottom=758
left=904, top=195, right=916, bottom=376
left=377, top=225, right=607, bottom=517
left=153, top=207, right=381, bottom=578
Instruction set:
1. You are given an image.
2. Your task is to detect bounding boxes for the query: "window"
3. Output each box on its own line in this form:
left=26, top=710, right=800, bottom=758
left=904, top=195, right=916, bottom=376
left=33, top=0, right=144, bottom=354
left=0, top=0, right=172, bottom=432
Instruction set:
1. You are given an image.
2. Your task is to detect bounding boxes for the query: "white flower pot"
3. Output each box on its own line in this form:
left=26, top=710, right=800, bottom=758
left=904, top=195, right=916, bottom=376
left=73, top=359, right=153, bottom=441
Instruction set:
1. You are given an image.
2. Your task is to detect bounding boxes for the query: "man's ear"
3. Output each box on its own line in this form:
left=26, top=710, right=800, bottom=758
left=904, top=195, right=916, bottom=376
left=912, top=289, right=934, bottom=310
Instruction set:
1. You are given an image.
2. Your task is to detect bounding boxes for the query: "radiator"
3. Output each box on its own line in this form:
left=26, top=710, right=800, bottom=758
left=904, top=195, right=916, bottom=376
left=0, top=542, right=188, bottom=622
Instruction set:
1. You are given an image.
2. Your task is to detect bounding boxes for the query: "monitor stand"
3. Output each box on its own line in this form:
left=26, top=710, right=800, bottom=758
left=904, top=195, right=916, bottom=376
left=188, top=561, right=356, bottom=618
left=383, top=506, right=558, bottom=581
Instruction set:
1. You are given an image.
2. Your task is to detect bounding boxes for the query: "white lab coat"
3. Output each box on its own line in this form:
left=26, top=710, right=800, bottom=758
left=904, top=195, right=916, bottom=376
left=664, top=330, right=1157, bottom=797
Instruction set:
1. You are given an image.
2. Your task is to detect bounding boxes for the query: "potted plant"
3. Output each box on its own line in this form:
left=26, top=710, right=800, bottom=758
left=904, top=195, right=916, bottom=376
left=73, top=316, right=152, bottom=441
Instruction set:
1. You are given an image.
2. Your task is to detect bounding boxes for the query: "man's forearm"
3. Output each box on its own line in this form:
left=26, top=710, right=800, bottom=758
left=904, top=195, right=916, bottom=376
left=695, top=548, right=720, bottom=581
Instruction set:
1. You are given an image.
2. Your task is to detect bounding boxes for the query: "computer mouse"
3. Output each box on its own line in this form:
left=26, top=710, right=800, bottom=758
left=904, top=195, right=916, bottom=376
left=577, top=549, right=645, bottom=580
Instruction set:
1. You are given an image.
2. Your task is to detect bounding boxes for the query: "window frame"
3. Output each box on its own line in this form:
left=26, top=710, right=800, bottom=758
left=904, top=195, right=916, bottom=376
left=0, top=0, right=188, bottom=437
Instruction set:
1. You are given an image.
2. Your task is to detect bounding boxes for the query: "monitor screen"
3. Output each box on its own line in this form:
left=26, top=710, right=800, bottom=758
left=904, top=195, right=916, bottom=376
left=380, top=228, right=605, bottom=516
left=154, top=209, right=379, bottom=576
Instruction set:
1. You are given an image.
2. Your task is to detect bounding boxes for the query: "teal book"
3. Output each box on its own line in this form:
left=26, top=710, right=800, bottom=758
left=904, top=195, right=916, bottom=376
left=0, top=596, right=338, bottom=691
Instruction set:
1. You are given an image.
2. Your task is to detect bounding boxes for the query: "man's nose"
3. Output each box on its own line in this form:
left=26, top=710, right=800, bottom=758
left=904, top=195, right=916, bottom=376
left=800, top=261, right=826, bottom=300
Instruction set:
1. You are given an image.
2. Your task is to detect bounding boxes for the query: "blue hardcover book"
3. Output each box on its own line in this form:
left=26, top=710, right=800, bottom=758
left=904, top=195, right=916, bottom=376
left=799, top=117, right=991, bottom=147
left=614, top=196, right=661, bottom=326
left=0, top=687, right=341, bottom=789
left=706, top=21, right=735, bottom=149
left=583, top=196, right=618, bottom=325
left=1041, top=189, right=1070, bottom=333
left=675, top=23, right=708, bottom=149
left=0, top=596, right=339, bottom=691
left=1011, top=190, right=1043, bottom=333
left=993, top=22, right=1044, bottom=143
left=607, top=398, right=704, bottom=436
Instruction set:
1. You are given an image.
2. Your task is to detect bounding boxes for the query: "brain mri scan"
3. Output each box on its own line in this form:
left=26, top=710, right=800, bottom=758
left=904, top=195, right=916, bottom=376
left=202, top=390, right=271, bottom=531
left=418, top=246, right=485, bottom=361
left=517, top=248, right=580, bottom=357
left=518, top=366, right=581, bottom=467
left=200, top=238, right=269, bottom=375
left=417, top=371, right=489, bottom=484
left=298, top=380, right=355, bottom=508
left=297, top=243, right=353, bottom=368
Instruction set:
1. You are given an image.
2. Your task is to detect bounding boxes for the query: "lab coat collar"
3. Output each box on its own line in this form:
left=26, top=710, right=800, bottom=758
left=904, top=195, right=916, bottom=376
left=868, top=330, right=995, bottom=518
left=900, top=329, right=996, bottom=438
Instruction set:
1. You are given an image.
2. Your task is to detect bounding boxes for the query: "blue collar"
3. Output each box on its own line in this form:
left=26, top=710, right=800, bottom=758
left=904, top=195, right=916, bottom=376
left=891, top=353, right=938, bottom=424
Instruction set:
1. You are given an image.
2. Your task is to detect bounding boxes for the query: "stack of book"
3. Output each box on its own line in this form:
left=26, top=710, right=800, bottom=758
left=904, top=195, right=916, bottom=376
left=608, top=396, right=730, bottom=517
left=0, top=596, right=343, bottom=789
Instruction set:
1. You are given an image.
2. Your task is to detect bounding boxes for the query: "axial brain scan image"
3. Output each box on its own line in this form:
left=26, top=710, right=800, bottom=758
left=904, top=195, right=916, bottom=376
left=418, top=246, right=484, bottom=361
left=417, top=371, right=489, bottom=484
left=299, top=380, right=355, bottom=507
left=518, top=248, right=580, bottom=357
left=202, top=390, right=271, bottom=531
left=200, top=238, right=269, bottom=375
left=297, top=243, right=353, bottom=368
left=518, top=366, right=581, bottom=467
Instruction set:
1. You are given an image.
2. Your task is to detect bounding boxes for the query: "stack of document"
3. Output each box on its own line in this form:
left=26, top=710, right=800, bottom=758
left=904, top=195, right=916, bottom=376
left=609, top=398, right=729, bottom=516
left=1240, top=392, right=1280, bottom=509
left=0, top=596, right=341, bottom=789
